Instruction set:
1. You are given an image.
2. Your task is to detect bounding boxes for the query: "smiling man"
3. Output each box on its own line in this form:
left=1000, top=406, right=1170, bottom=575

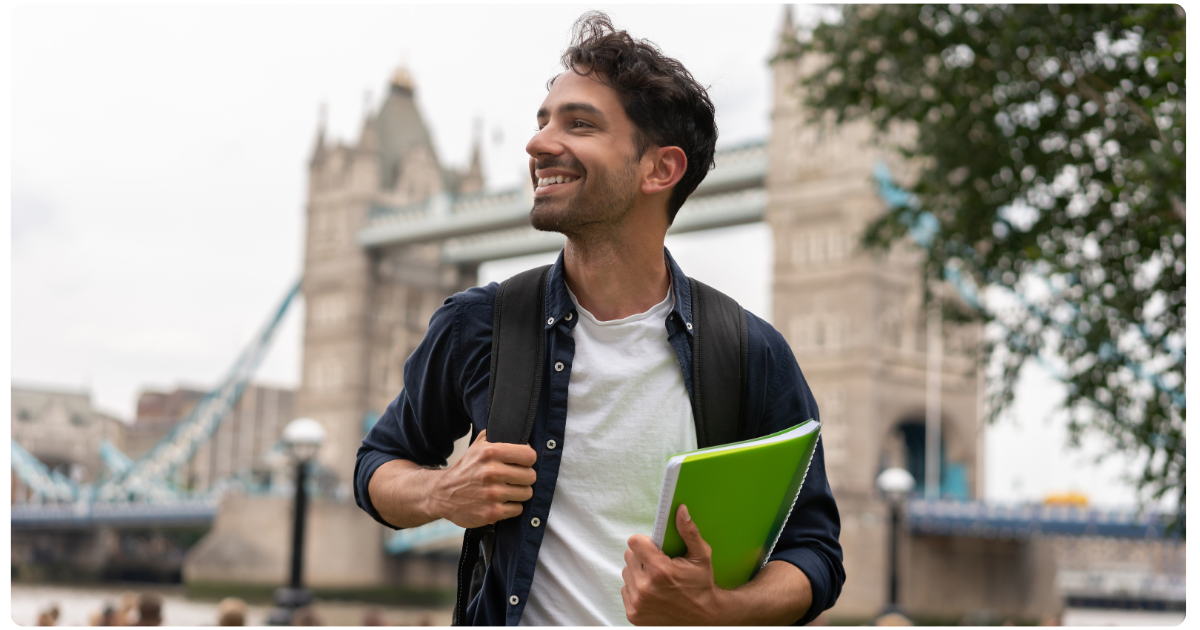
left=354, top=12, right=843, bottom=626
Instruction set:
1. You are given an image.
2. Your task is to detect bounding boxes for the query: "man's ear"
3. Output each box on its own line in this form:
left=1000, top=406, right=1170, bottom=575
left=641, top=146, right=687, bottom=196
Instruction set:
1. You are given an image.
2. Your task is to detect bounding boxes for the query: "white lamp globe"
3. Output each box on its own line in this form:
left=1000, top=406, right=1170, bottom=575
left=876, top=467, right=916, bottom=500
left=283, top=417, right=326, bottom=462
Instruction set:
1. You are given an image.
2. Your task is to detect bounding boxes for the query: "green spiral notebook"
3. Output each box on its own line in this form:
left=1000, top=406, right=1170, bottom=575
left=650, top=420, right=821, bottom=590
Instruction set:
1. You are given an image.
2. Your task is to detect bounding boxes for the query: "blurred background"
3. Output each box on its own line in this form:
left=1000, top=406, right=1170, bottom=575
left=9, top=4, right=1184, bottom=626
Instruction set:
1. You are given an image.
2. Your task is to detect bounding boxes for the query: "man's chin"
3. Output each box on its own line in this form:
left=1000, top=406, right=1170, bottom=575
left=529, top=201, right=571, bottom=234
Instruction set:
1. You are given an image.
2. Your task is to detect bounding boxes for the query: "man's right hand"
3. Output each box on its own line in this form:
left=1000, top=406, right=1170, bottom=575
left=429, top=429, right=538, bottom=529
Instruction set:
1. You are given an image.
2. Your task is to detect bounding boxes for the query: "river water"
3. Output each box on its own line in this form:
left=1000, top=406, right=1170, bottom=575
left=10, top=584, right=452, bottom=627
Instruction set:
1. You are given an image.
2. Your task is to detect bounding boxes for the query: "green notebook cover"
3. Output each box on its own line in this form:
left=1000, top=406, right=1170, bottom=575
left=650, top=420, right=821, bottom=590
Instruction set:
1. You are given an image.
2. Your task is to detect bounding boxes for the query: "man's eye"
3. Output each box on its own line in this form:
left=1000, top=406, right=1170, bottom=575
left=572, top=120, right=591, bottom=128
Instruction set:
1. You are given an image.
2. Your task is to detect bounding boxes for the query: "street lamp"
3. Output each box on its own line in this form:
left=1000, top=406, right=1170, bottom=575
left=876, top=467, right=915, bottom=617
left=268, top=418, right=326, bottom=626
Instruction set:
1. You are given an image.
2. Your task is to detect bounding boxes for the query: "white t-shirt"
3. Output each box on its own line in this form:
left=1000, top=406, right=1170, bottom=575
left=519, top=284, right=697, bottom=626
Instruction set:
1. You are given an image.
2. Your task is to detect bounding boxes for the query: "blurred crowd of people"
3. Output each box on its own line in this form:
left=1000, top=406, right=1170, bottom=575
left=34, top=592, right=436, bottom=626
left=36, top=592, right=166, bottom=626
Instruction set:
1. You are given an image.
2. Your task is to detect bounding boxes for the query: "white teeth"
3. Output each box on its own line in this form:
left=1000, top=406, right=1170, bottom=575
left=537, top=176, right=576, bottom=187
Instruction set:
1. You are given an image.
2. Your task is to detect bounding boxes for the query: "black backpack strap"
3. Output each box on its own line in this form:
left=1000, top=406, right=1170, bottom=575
left=689, top=278, right=749, bottom=448
left=485, top=265, right=552, bottom=444
left=453, top=264, right=551, bottom=625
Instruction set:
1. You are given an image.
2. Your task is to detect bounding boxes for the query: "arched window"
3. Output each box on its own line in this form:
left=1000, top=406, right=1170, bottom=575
left=894, top=420, right=970, bottom=500
left=896, top=421, right=943, bottom=498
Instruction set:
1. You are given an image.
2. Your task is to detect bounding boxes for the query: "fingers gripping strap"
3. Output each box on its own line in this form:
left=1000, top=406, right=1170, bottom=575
left=485, top=265, right=552, bottom=445
left=689, top=278, right=748, bottom=448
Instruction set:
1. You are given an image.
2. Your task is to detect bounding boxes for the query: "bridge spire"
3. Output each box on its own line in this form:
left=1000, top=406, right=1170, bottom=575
left=391, top=65, right=415, bottom=95
left=776, top=4, right=798, bottom=57
left=310, top=103, right=327, bottom=167
left=781, top=4, right=795, bottom=38
left=357, top=93, right=379, bottom=152
left=459, top=118, right=484, bottom=194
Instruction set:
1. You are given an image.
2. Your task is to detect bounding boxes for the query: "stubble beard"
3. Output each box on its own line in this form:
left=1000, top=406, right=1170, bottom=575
left=529, top=156, right=639, bottom=241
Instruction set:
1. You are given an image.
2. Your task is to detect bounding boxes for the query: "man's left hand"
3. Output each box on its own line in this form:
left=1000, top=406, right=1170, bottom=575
left=621, top=503, right=728, bottom=625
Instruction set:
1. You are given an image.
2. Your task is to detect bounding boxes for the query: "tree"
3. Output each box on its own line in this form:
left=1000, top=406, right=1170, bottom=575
left=781, top=4, right=1184, bottom=525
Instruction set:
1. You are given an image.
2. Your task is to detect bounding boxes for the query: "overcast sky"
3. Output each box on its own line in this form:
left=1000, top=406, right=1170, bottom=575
left=8, top=3, right=1151, bottom=507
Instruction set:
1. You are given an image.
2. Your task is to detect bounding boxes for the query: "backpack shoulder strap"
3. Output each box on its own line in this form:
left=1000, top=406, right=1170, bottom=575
left=689, top=278, right=749, bottom=448
left=454, top=264, right=551, bottom=626
left=485, top=264, right=552, bottom=444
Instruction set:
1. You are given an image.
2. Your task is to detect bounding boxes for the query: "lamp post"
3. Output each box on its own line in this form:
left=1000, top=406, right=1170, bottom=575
left=267, top=418, right=326, bottom=626
left=876, top=467, right=915, bottom=617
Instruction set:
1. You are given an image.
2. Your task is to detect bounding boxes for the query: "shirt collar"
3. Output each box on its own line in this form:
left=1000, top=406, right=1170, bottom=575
left=543, top=247, right=694, bottom=336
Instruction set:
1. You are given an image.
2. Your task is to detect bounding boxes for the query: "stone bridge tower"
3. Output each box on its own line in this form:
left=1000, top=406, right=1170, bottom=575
left=299, top=68, right=480, bottom=490
left=766, top=12, right=981, bottom=618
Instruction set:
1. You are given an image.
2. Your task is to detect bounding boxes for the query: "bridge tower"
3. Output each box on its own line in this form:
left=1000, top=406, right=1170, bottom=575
left=766, top=11, right=982, bottom=617
left=196, top=67, right=479, bottom=587
left=299, top=68, right=479, bottom=488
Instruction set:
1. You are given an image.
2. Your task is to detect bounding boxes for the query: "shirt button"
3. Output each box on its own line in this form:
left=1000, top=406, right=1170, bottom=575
left=554, top=361, right=564, bottom=372
left=547, top=439, right=557, bottom=450
left=547, top=316, right=555, bottom=325
left=509, top=595, right=520, bottom=606
left=565, top=312, right=573, bottom=321
left=531, top=517, right=541, bottom=527
left=686, top=322, right=693, bottom=330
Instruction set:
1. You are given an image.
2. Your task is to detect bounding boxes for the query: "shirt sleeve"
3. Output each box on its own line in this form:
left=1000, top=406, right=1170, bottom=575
left=745, top=313, right=845, bottom=625
left=353, top=293, right=474, bottom=529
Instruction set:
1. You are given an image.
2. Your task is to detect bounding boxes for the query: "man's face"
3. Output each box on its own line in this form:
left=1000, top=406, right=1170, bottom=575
left=526, top=69, right=643, bottom=236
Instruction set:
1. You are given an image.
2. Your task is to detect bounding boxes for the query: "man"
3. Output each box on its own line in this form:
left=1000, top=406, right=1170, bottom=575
left=355, top=12, right=843, bottom=626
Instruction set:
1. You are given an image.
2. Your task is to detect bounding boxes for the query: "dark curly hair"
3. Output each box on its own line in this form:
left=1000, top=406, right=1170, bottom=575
left=553, top=11, right=718, bottom=225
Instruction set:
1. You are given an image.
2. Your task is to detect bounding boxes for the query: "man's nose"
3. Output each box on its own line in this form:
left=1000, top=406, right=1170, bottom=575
left=526, top=124, right=561, bottom=160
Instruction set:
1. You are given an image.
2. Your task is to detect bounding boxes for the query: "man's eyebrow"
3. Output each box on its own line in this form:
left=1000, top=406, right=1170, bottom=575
left=536, top=102, right=606, bottom=120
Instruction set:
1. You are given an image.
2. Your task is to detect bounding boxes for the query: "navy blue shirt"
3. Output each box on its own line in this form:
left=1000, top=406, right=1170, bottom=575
left=355, top=249, right=844, bottom=625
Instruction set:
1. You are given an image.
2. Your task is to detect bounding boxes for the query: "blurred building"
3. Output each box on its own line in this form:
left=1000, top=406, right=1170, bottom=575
left=124, top=387, right=207, bottom=463
left=129, top=384, right=296, bottom=492
left=11, top=385, right=127, bottom=489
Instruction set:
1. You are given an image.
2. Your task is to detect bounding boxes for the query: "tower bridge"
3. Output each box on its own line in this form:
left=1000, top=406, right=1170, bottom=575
left=12, top=14, right=1182, bottom=621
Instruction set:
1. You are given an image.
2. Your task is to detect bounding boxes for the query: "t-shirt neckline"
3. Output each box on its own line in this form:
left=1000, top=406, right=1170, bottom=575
left=566, top=279, right=674, bottom=327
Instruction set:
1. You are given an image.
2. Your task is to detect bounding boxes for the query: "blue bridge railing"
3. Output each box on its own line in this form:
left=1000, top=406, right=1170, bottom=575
left=907, top=499, right=1179, bottom=540
left=11, top=499, right=218, bottom=529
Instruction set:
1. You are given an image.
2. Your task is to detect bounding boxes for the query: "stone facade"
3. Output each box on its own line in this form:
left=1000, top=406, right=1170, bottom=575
left=127, top=384, right=296, bottom=492
left=183, top=493, right=386, bottom=588
left=11, top=385, right=127, bottom=487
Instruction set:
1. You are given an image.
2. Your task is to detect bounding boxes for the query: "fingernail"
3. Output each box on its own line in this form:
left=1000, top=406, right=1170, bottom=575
left=680, top=504, right=690, bottom=522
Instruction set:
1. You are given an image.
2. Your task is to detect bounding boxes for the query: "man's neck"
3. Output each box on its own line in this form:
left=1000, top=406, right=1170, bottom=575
left=562, top=219, right=670, bottom=322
